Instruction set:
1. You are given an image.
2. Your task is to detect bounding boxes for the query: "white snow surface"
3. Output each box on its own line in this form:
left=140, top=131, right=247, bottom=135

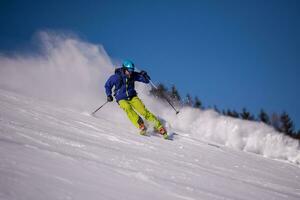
left=1, top=32, right=300, bottom=200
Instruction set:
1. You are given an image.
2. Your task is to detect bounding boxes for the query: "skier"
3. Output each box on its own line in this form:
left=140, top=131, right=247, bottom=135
left=104, top=59, right=168, bottom=139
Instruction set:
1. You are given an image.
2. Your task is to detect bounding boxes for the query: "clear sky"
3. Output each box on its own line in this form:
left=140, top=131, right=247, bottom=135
left=0, top=0, right=299, bottom=129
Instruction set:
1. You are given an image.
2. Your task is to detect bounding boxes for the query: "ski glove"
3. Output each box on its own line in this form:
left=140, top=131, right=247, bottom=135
left=107, top=95, right=113, bottom=102
left=140, top=70, right=151, bottom=80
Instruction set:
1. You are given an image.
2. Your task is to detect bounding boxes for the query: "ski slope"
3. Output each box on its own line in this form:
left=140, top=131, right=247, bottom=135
left=1, top=32, right=300, bottom=200
left=1, top=88, right=300, bottom=200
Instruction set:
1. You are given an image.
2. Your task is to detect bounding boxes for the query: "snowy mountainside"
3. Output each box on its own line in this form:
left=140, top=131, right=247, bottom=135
left=1, top=32, right=300, bottom=199
left=1, top=89, right=300, bottom=200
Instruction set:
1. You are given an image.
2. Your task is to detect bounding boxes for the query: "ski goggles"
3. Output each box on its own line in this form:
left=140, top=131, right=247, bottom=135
left=126, top=68, right=134, bottom=72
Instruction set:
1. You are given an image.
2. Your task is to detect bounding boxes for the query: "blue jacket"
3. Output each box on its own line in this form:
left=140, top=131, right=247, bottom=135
left=105, top=68, right=149, bottom=102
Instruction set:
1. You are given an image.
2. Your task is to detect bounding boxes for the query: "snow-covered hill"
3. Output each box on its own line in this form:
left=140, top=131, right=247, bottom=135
left=1, top=32, right=300, bottom=200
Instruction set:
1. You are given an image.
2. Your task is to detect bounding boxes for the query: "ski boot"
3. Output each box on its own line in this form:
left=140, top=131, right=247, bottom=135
left=139, top=123, right=147, bottom=136
left=158, top=127, right=169, bottom=139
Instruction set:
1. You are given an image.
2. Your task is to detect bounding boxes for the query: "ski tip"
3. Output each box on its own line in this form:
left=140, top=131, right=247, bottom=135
left=166, top=132, right=176, bottom=140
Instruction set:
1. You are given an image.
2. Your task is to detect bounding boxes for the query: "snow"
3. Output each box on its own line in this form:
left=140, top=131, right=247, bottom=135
left=1, top=32, right=300, bottom=200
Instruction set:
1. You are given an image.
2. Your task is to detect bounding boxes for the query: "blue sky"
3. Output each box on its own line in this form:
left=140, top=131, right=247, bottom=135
left=0, top=0, right=299, bottom=129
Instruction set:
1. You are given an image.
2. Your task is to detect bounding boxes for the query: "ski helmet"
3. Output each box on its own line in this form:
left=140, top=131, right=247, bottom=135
left=122, top=59, right=135, bottom=72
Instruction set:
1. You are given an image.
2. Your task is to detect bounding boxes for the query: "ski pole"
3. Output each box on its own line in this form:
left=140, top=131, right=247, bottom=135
left=91, top=101, right=109, bottom=115
left=148, top=79, right=180, bottom=115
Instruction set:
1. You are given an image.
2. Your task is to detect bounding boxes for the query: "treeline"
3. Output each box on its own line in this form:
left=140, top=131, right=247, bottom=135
left=150, top=83, right=300, bottom=140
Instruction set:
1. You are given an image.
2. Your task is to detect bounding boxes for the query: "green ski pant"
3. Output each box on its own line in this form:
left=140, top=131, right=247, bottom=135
left=119, top=96, right=162, bottom=129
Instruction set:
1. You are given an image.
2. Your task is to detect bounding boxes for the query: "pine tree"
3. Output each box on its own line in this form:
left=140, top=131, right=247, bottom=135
left=214, top=105, right=220, bottom=113
left=185, top=94, right=193, bottom=107
left=226, top=109, right=233, bottom=117
left=150, top=83, right=168, bottom=99
left=271, top=113, right=281, bottom=132
left=280, top=112, right=295, bottom=136
left=222, top=109, right=227, bottom=116
left=194, top=96, right=202, bottom=109
left=240, top=108, right=255, bottom=121
left=225, top=109, right=239, bottom=118
left=296, top=130, right=300, bottom=140
left=232, top=110, right=240, bottom=118
left=259, top=109, right=270, bottom=124
left=170, top=85, right=181, bottom=103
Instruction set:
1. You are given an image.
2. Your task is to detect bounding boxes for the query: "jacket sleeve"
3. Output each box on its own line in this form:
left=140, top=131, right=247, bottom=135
left=134, top=72, right=150, bottom=84
left=104, top=75, right=117, bottom=96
